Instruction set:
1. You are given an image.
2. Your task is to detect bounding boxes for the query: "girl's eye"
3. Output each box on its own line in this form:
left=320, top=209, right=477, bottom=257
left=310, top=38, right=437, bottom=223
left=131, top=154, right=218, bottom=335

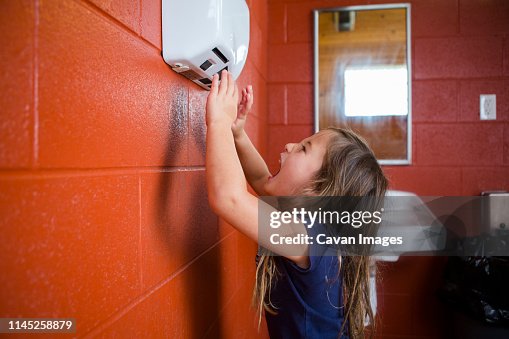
left=300, top=144, right=306, bottom=153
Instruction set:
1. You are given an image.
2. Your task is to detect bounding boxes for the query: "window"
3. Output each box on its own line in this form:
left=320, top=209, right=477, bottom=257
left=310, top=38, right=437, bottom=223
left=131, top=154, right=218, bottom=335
left=344, top=66, right=408, bottom=117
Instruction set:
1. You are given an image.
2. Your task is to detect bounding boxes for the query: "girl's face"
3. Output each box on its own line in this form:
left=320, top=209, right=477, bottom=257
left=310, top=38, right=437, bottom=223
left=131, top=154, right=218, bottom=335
left=264, top=130, right=333, bottom=196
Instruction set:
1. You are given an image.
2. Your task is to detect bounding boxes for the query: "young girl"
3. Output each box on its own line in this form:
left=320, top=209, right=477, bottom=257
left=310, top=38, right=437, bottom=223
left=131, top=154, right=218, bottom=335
left=205, top=70, right=388, bottom=339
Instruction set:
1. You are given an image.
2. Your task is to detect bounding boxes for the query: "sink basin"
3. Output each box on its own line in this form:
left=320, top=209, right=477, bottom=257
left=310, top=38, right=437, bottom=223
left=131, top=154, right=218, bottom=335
left=374, top=190, right=445, bottom=261
left=368, top=190, right=446, bottom=323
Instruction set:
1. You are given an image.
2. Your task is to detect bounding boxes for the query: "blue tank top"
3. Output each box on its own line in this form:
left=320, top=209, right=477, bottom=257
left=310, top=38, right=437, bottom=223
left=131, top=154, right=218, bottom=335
left=260, top=225, right=348, bottom=338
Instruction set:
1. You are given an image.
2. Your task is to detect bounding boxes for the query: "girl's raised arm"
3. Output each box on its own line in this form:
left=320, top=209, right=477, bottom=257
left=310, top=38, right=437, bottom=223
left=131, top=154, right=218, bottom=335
left=205, top=71, right=309, bottom=268
left=232, top=86, right=271, bottom=195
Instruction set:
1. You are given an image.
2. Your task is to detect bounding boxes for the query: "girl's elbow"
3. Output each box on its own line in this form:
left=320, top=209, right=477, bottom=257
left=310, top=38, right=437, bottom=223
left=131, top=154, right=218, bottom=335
left=208, top=190, right=241, bottom=217
left=208, top=195, right=225, bottom=216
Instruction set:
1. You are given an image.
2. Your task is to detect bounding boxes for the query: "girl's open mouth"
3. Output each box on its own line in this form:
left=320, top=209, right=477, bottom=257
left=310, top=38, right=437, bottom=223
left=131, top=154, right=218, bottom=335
left=269, top=153, right=284, bottom=180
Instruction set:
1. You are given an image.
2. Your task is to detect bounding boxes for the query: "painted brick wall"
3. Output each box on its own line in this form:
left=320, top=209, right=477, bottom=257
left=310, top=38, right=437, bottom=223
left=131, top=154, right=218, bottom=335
left=2, top=0, right=508, bottom=337
left=0, top=0, right=269, bottom=337
left=268, top=0, right=508, bottom=338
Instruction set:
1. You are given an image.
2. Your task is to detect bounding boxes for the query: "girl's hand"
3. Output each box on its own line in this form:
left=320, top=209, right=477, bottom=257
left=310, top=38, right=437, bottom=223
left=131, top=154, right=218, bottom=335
left=206, top=70, right=239, bottom=127
left=232, top=85, right=253, bottom=138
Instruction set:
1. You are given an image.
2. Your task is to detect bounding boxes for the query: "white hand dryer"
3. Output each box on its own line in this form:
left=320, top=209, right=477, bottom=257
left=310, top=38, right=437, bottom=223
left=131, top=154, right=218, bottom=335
left=162, top=0, right=250, bottom=90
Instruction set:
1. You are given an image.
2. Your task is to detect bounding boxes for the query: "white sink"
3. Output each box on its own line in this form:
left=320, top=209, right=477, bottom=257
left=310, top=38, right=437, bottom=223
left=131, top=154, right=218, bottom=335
left=369, top=190, right=444, bottom=323
left=374, top=190, right=445, bottom=262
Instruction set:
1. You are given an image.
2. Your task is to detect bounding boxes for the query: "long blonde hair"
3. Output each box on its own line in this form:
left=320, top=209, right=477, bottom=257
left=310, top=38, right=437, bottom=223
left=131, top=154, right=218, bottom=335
left=252, top=127, right=388, bottom=338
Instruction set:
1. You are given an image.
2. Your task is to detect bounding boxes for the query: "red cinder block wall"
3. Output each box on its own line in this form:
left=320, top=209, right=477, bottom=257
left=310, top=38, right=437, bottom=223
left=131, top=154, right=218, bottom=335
left=0, top=0, right=269, bottom=337
left=268, top=0, right=508, bottom=338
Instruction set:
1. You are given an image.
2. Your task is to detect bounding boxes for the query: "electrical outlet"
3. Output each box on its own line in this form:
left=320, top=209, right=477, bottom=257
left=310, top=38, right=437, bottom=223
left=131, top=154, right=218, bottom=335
left=480, top=94, right=496, bottom=120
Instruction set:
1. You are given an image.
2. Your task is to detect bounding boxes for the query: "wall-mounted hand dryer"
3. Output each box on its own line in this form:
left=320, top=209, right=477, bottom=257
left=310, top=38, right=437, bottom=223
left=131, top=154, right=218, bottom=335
left=162, top=0, right=250, bottom=90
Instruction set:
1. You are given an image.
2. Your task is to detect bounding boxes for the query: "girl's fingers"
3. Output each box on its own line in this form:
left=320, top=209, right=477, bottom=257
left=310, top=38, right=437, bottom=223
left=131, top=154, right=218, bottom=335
left=247, top=85, right=254, bottom=109
left=247, top=85, right=253, bottom=96
left=244, top=86, right=253, bottom=104
left=210, top=74, right=219, bottom=95
left=233, top=82, right=239, bottom=102
left=218, top=70, right=228, bottom=94
left=226, top=72, right=234, bottom=96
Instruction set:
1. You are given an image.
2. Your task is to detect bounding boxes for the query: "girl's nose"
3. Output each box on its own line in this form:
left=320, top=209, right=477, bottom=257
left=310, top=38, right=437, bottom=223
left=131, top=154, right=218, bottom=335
left=284, top=143, right=296, bottom=153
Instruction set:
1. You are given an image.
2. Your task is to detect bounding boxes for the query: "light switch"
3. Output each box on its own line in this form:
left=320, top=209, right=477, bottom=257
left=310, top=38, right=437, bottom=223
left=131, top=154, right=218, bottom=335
left=480, top=94, right=496, bottom=120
